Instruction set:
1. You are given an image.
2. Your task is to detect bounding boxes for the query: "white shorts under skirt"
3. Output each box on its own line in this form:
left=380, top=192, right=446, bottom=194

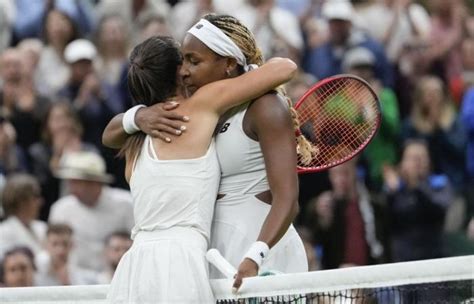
left=210, top=194, right=308, bottom=279
left=107, top=227, right=214, bottom=304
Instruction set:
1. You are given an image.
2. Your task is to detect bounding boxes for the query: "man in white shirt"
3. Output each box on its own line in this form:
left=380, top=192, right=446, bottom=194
left=48, top=151, right=134, bottom=272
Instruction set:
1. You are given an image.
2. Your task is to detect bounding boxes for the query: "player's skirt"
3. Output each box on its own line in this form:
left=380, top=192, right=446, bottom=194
left=210, top=193, right=308, bottom=279
left=107, top=226, right=215, bottom=303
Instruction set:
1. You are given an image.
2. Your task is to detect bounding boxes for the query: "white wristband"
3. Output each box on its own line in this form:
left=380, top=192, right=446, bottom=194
left=243, top=241, right=270, bottom=268
left=123, top=105, right=146, bottom=134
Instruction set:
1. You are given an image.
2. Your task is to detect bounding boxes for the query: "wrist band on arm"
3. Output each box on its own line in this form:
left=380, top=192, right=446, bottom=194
left=243, top=241, right=270, bottom=268
left=123, top=105, right=146, bottom=134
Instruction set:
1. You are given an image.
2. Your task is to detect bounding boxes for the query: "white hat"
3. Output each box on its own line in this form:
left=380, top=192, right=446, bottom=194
left=55, top=151, right=114, bottom=184
left=322, top=0, right=354, bottom=22
left=342, top=47, right=376, bottom=71
left=64, top=39, right=97, bottom=64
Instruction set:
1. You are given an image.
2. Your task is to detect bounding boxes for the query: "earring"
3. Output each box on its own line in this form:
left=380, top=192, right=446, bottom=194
left=226, top=70, right=231, bottom=77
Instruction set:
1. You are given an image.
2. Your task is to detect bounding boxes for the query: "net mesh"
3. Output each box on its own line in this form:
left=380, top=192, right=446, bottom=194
left=0, top=256, right=472, bottom=304
left=295, top=76, right=380, bottom=172
left=216, top=281, right=474, bottom=303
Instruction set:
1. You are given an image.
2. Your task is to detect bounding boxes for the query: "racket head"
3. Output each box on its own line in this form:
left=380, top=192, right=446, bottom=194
left=294, top=74, right=381, bottom=174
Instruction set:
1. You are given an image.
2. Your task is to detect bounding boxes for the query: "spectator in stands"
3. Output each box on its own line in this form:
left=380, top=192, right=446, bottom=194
left=49, top=151, right=133, bottom=272
left=0, top=246, right=36, bottom=287
left=29, top=102, right=97, bottom=221
left=94, top=14, right=131, bottom=102
left=0, top=115, right=28, bottom=176
left=342, top=47, right=400, bottom=191
left=235, top=0, right=304, bottom=63
left=0, top=48, right=22, bottom=117
left=11, top=0, right=94, bottom=44
left=4, top=46, right=50, bottom=151
left=308, top=160, right=386, bottom=269
left=0, top=174, right=45, bottom=260
left=357, top=0, right=431, bottom=117
left=450, top=37, right=474, bottom=105
left=383, top=139, right=454, bottom=261
left=137, top=12, right=171, bottom=43
left=303, top=0, right=394, bottom=88
left=400, top=75, right=466, bottom=191
left=0, top=0, right=14, bottom=54
left=34, top=9, right=80, bottom=98
left=170, top=0, right=216, bottom=42
left=425, top=0, right=467, bottom=85
left=36, top=223, right=97, bottom=286
left=96, top=231, right=132, bottom=284
left=357, top=0, right=431, bottom=65
left=58, top=39, right=116, bottom=148
left=97, top=0, right=170, bottom=39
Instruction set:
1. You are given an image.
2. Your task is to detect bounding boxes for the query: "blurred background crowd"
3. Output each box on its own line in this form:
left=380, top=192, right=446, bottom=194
left=0, top=0, right=473, bottom=288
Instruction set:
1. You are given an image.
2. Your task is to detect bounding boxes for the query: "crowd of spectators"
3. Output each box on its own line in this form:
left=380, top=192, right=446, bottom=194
left=0, top=0, right=473, bottom=287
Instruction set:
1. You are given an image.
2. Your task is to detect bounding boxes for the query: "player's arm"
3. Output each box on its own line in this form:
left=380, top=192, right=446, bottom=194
left=102, top=102, right=188, bottom=148
left=192, top=58, right=297, bottom=115
left=233, top=94, right=299, bottom=290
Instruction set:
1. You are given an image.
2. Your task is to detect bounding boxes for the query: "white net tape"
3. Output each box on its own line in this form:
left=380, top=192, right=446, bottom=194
left=1, top=255, right=473, bottom=303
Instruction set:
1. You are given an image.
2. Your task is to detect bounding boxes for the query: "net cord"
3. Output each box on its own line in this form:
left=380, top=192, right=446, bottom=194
left=0, top=255, right=472, bottom=303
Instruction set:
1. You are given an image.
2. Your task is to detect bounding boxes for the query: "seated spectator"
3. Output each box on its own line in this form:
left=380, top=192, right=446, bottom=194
left=96, top=231, right=132, bottom=284
left=236, top=0, right=304, bottom=63
left=1, top=45, right=50, bottom=151
left=450, top=37, right=474, bottom=105
left=0, top=174, right=45, bottom=259
left=342, top=46, right=400, bottom=191
left=382, top=139, right=454, bottom=261
left=97, top=0, right=170, bottom=40
left=36, top=223, right=97, bottom=286
left=169, top=0, right=216, bottom=42
left=34, top=9, right=80, bottom=98
left=29, top=102, right=97, bottom=221
left=0, top=0, right=14, bottom=54
left=309, top=160, right=386, bottom=269
left=94, top=14, right=130, bottom=96
left=303, top=0, right=394, bottom=88
left=0, top=246, right=36, bottom=287
left=0, top=116, right=28, bottom=177
left=58, top=39, right=116, bottom=148
left=49, top=151, right=133, bottom=272
left=137, top=12, right=171, bottom=44
left=401, top=75, right=467, bottom=191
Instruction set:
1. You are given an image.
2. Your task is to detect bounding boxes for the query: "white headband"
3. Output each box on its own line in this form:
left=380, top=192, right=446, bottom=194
left=187, top=19, right=257, bottom=72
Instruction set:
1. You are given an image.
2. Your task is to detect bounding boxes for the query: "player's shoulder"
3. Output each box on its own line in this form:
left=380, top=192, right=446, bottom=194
left=248, top=92, right=290, bottom=121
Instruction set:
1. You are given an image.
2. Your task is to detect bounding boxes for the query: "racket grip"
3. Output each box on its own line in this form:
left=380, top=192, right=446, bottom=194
left=206, top=249, right=237, bottom=279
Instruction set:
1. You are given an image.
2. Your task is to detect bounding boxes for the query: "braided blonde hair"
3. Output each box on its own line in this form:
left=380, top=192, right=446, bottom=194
left=203, top=14, right=317, bottom=165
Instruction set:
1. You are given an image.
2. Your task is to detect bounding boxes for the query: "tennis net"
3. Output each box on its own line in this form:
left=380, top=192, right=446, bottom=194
left=0, top=255, right=472, bottom=303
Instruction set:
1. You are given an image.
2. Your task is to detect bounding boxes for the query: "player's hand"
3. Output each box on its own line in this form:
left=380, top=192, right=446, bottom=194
left=135, top=101, right=189, bottom=142
left=232, top=258, right=258, bottom=293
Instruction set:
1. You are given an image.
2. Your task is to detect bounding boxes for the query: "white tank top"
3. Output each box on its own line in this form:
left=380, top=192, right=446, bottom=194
left=216, top=104, right=269, bottom=195
left=129, top=136, right=220, bottom=243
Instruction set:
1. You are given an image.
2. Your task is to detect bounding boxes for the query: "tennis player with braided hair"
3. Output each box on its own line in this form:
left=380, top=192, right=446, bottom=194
left=103, top=14, right=309, bottom=292
left=106, top=35, right=296, bottom=303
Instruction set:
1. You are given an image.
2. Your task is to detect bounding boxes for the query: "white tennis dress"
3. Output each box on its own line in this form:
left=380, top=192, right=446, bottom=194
left=211, top=104, right=308, bottom=278
left=107, top=136, right=219, bottom=303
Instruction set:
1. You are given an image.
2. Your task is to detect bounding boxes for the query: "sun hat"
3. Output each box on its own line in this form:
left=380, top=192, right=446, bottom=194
left=55, top=151, right=114, bottom=184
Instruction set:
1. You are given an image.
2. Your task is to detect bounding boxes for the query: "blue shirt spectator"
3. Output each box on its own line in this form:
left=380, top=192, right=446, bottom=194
left=302, top=0, right=394, bottom=88
left=13, top=0, right=94, bottom=42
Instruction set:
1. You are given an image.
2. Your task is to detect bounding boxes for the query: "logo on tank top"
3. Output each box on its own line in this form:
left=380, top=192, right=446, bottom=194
left=219, top=123, right=230, bottom=133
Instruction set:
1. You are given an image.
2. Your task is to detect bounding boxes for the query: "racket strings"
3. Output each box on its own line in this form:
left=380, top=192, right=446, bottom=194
left=296, top=77, right=379, bottom=171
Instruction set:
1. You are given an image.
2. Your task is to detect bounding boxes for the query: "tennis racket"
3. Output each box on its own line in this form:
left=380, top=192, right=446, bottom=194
left=293, top=74, right=381, bottom=174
